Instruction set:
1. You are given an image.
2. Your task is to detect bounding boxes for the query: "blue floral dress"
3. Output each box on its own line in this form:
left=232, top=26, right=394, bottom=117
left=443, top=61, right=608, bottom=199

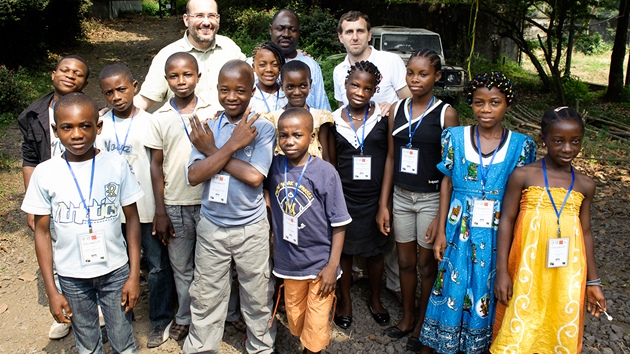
left=419, top=126, right=536, bottom=354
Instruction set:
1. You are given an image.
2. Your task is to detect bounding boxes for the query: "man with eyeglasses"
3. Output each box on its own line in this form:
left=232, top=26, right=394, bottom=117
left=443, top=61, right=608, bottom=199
left=134, top=0, right=245, bottom=110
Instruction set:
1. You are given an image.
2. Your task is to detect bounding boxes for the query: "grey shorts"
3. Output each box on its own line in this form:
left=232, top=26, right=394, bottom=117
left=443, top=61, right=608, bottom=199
left=392, top=186, right=440, bottom=249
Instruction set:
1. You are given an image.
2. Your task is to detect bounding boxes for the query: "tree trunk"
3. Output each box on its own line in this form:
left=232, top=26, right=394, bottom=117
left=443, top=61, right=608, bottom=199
left=605, top=0, right=630, bottom=102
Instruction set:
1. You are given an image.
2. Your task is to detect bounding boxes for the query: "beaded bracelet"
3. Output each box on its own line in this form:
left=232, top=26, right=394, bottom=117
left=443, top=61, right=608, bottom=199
left=586, top=278, right=602, bottom=287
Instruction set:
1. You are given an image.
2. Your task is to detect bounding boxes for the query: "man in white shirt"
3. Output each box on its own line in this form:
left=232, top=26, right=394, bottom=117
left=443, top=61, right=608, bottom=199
left=333, top=11, right=411, bottom=115
left=134, top=0, right=245, bottom=110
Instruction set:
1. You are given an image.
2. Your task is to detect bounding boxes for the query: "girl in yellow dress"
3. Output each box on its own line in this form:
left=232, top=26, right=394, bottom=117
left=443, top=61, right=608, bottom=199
left=491, top=107, right=607, bottom=353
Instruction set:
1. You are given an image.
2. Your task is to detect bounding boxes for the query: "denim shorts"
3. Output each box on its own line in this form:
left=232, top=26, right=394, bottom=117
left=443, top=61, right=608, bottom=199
left=392, top=186, right=440, bottom=249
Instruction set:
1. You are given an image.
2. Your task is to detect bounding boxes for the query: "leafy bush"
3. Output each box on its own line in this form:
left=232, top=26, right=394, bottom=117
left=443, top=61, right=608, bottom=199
left=0, top=66, right=31, bottom=116
left=576, top=32, right=611, bottom=56
left=468, top=54, right=543, bottom=93
left=142, top=0, right=160, bottom=16
left=319, top=55, right=344, bottom=109
left=562, top=75, right=593, bottom=106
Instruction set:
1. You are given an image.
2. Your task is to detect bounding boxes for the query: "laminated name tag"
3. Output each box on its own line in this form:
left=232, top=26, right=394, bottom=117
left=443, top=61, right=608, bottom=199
left=353, top=155, right=372, bottom=180
left=208, top=174, right=230, bottom=204
left=547, top=238, right=570, bottom=268
left=400, top=147, right=419, bottom=174
left=283, top=213, right=299, bottom=245
left=79, top=233, right=108, bottom=265
left=471, top=199, right=495, bottom=228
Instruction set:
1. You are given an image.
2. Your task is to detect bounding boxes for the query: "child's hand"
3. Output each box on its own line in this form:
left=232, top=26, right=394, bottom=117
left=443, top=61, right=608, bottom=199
left=226, top=108, right=260, bottom=151
left=433, top=232, right=447, bottom=262
left=314, top=264, right=337, bottom=298
left=189, top=114, right=217, bottom=156
left=121, top=276, right=140, bottom=312
left=49, top=292, right=72, bottom=324
left=586, top=285, right=606, bottom=317
left=152, top=213, right=175, bottom=245
left=494, top=270, right=513, bottom=305
left=378, top=102, right=392, bottom=117
left=425, top=217, right=439, bottom=244
left=376, top=205, right=391, bottom=236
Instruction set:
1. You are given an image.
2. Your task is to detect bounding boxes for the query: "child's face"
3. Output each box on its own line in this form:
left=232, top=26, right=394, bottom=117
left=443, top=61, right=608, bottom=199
left=52, top=59, right=89, bottom=96
left=543, top=119, right=583, bottom=166
left=100, top=75, right=138, bottom=117
left=471, top=87, right=508, bottom=130
left=278, top=115, right=314, bottom=164
left=406, top=56, right=440, bottom=97
left=218, top=69, right=254, bottom=118
left=253, top=48, right=281, bottom=89
left=165, top=58, right=201, bottom=99
left=52, top=104, right=102, bottom=162
left=282, top=70, right=311, bottom=108
left=345, top=70, right=376, bottom=109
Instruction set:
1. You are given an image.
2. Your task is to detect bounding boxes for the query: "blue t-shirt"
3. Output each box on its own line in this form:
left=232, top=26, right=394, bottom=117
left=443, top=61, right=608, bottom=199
left=264, top=155, right=352, bottom=279
left=188, top=113, right=276, bottom=227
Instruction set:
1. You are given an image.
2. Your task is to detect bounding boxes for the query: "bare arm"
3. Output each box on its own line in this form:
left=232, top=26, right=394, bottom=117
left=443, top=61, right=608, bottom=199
left=581, top=177, right=606, bottom=316
left=133, top=94, right=156, bottom=111
left=22, top=166, right=36, bottom=231
left=315, top=225, right=345, bottom=297
left=121, top=203, right=141, bottom=312
left=34, top=214, right=72, bottom=323
left=318, top=123, right=331, bottom=163
left=397, top=86, right=412, bottom=100
left=433, top=175, right=453, bottom=262
left=149, top=149, right=175, bottom=245
left=376, top=104, right=396, bottom=236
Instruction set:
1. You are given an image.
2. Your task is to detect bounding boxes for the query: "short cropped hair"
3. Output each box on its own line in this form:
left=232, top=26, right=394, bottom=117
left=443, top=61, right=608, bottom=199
left=53, top=92, right=99, bottom=123
left=337, top=11, right=371, bottom=33
left=99, top=63, right=134, bottom=83
left=57, top=55, right=90, bottom=79
left=278, top=107, right=313, bottom=132
left=165, top=52, right=199, bottom=73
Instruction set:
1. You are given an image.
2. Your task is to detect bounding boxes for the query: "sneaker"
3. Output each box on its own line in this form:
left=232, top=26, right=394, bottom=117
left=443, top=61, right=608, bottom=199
left=169, top=322, right=190, bottom=341
left=147, top=320, right=172, bottom=348
left=48, top=321, right=71, bottom=339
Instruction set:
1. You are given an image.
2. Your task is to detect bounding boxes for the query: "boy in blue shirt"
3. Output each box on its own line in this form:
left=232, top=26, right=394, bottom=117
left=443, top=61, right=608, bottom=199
left=265, top=107, right=350, bottom=353
left=184, top=60, right=277, bottom=353
left=22, top=93, right=143, bottom=353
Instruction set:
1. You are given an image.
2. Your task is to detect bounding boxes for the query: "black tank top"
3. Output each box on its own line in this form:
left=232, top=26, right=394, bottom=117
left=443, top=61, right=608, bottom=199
left=392, top=98, right=449, bottom=192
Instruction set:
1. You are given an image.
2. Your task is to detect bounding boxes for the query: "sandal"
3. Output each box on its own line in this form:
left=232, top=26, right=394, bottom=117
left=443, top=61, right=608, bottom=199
left=227, top=317, right=247, bottom=333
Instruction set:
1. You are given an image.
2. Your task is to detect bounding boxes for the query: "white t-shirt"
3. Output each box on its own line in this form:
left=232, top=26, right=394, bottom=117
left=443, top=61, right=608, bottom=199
left=48, top=106, right=64, bottom=158
left=96, top=109, right=155, bottom=223
left=251, top=86, right=288, bottom=115
left=144, top=97, right=217, bottom=205
left=21, top=152, right=144, bottom=278
left=333, top=46, right=407, bottom=106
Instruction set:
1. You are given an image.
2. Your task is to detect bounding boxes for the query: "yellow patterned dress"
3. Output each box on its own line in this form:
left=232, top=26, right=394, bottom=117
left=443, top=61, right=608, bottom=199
left=491, top=186, right=586, bottom=354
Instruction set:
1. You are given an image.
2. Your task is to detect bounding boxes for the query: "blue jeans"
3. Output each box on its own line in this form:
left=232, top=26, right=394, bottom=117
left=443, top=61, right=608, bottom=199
left=124, top=223, right=174, bottom=327
left=58, top=265, right=137, bottom=354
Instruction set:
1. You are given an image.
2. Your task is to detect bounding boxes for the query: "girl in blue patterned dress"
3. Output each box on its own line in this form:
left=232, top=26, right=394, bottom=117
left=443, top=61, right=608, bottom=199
left=418, top=72, right=536, bottom=353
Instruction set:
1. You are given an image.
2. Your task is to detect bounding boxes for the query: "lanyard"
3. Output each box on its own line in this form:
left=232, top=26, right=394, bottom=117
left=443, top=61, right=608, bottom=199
left=284, top=155, right=312, bottom=214
left=542, top=158, right=575, bottom=238
left=111, top=108, right=135, bottom=155
left=65, top=150, right=96, bottom=233
left=407, top=96, right=435, bottom=148
left=257, top=84, right=280, bottom=112
left=475, top=126, right=504, bottom=197
left=345, top=104, right=370, bottom=155
left=216, top=112, right=226, bottom=148
left=171, top=97, right=198, bottom=141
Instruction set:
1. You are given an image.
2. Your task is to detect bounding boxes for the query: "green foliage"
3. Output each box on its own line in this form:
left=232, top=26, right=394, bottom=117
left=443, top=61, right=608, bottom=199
left=0, top=65, right=50, bottom=123
left=468, top=54, right=543, bottom=93
left=562, top=75, right=593, bottom=106
left=575, top=32, right=611, bottom=55
left=224, top=8, right=275, bottom=56
left=142, top=0, right=160, bottom=16
left=319, top=55, right=344, bottom=108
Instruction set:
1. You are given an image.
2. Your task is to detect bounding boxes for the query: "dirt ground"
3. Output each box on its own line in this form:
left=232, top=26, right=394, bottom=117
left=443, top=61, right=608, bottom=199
left=0, top=13, right=629, bottom=354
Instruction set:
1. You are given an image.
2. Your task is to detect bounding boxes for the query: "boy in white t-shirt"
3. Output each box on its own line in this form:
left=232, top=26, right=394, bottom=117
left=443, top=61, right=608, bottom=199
left=96, top=63, right=175, bottom=348
left=22, top=93, right=144, bottom=353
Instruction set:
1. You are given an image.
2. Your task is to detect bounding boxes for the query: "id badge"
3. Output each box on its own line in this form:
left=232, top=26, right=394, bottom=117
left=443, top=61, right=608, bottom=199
left=400, top=147, right=419, bottom=174
left=208, top=174, right=230, bottom=204
left=546, top=237, right=570, bottom=268
left=283, top=213, right=299, bottom=245
left=471, top=199, right=495, bottom=228
left=353, top=155, right=372, bottom=180
left=79, top=233, right=108, bottom=265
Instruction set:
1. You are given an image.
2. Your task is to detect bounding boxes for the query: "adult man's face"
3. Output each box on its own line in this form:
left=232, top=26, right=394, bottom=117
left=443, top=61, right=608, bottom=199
left=270, top=11, right=299, bottom=57
left=183, top=0, right=220, bottom=48
left=338, top=18, right=372, bottom=58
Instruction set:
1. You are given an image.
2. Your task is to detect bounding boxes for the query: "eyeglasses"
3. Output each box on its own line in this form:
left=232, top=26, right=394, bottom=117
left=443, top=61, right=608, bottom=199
left=189, top=13, right=220, bottom=21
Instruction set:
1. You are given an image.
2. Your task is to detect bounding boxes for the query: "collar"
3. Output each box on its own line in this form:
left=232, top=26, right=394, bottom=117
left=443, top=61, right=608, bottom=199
left=344, top=45, right=376, bottom=67
left=156, top=95, right=212, bottom=114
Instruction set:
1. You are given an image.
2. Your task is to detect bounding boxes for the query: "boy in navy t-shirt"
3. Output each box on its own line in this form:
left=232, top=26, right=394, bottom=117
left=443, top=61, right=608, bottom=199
left=265, top=107, right=351, bottom=353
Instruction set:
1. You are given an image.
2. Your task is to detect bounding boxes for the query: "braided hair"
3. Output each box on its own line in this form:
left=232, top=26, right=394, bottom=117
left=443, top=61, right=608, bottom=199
left=541, top=106, right=584, bottom=138
left=252, top=41, right=286, bottom=68
left=466, top=71, right=515, bottom=105
left=409, top=48, right=441, bottom=73
left=346, top=60, right=383, bottom=86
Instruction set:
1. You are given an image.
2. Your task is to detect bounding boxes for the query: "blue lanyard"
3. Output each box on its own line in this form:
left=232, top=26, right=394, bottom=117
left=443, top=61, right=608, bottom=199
left=407, top=96, right=435, bottom=148
left=475, top=126, right=504, bottom=197
left=284, top=155, right=312, bottom=214
left=65, top=150, right=96, bottom=233
left=257, top=84, right=280, bottom=112
left=345, top=104, right=370, bottom=155
left=542, top=158, right=575, bottom=238
left=111, top=108, right=135, bottom=155
left=171, top=97, right=198, bottom=141
left=216, top=112, right=226, bottom=148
